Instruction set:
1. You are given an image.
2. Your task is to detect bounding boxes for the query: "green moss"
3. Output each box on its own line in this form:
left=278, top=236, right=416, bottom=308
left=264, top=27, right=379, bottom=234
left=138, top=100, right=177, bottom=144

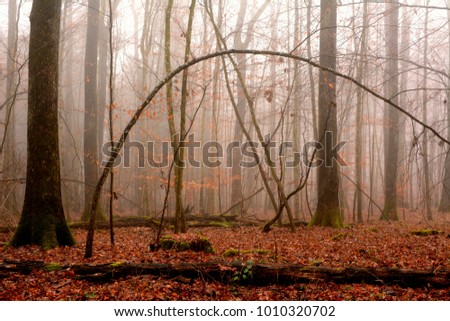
left=223, top=248, right=240, bottom=257
left=110, top=261, right=124, bottom=268
left=308, top=259, right=323, bottom=266
left=178, top=241, right=191, bottom=251
left=207, top=221, right=233, bottom=228
left=223, top=248, right=271, bottom=258
left=160, top=235, right=214, bottom=253
left=189, top=237, right=215, bottom=253
left=44, top=262, right=62, bottom=271
left=308, top=207, right=343, bottom=228
left=160, top=236, right=177, bottom=250
left=331, top=232, right=347, bottom=241
left=411, top=229, right=441, bottom=236
left=253, top=249, right=271, bottom=255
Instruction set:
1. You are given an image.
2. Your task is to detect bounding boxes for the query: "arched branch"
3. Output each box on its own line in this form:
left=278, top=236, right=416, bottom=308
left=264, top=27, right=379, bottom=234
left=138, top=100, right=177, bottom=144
left=84, top=48, right=450, bottom=258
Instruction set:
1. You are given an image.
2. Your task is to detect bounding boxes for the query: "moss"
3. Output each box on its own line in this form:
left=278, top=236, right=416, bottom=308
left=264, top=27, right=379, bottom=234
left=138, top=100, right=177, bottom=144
left=308, top=259, right=323, bottom=266
left=44, top=262, right=62, bottom=271
left=207, top=221, right=233, bottom=228
left=223, top=248, right=240, bottom=257
left=110, top=261, right=124, bottom=268
left=253, top=249, right=271, bottom=255
left=411, top=229, right=441, bottom=236
left=308, top=207, right=343, bottom=228
left=367, top=227, right=379, bottom=233
left=160, top=235, right=215, bottom=253
left=223, top=248, right=271, bottom=258
left=178, top=241, right=191, bottom=251
left=331, top=232, right=347, bottom=241
left=189, top=237, right=215, bottom=253
left=160, top=236, right=177, bottom=250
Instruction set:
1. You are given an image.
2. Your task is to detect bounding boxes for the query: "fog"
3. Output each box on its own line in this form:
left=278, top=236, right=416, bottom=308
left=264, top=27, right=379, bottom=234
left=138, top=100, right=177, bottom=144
left=1, top=0, right=450, bottom=230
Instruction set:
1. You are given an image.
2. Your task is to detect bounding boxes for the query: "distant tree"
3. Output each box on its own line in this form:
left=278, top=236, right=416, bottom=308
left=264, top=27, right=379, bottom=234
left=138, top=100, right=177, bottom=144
left=438, top=3, right=450, bottom=213
left=1, top=0, right=19, bottom=215
left=82, top=0, right=104, bottom=221
left=309, top=0, right=343, bottom=227
left=10, top=0, right=75, bottom=248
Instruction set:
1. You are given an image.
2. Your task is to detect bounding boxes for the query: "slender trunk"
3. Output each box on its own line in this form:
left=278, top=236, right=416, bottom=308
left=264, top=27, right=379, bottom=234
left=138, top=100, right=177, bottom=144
left=2, top=0, right=19, bottom=215
left=355, top=2, right=368, bottom=224
left=421, top=2, right=432, bottom=220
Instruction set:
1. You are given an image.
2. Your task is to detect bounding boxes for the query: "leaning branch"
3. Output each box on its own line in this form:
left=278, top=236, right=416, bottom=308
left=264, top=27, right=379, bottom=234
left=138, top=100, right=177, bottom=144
left=84, top=48, right=450, bottom=258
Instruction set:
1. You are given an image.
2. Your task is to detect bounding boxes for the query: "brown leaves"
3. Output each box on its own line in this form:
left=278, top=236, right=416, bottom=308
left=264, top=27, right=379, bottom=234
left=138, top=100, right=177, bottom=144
left=0, top=221, right=449, bottom=300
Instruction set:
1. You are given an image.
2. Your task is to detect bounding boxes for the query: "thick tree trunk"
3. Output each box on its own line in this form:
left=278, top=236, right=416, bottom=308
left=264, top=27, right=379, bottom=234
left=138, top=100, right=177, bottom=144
left=10, top=0, right=74, bottom=249
left=309, top=0, right=342, bottom=227
left=381, top=0, right=400, bottom=221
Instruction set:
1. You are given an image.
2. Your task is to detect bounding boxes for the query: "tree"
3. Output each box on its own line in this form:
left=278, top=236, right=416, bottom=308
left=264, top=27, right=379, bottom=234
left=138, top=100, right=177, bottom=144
left=309, top=0, right=342, bottom=227
left=82, top=0, right=104, bottom=221
left=380, top=0, right=400, bottom=221
left=354, top=1, right=368, bottom=223
left=438, top=2, right=450, bottom=212
left=229, top=0, right=270, bottom=215
left=421, top=1, right=432, bottom=221
left=164, top=0, right=196, bottom=233
left=1, top=0, right=19, bottom=215
left=10, top=0, right=75, bottom=249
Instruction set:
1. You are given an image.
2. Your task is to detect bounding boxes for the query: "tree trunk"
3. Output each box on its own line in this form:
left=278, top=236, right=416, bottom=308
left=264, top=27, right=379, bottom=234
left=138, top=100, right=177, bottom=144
left=421, top=2, right=432, bottom=221
left=2, top=0, right=19, bottom=216
left=10, top=0, right=75, bottom=249
left=82, top=0, right=104, bottom=222
left=3, top=260, right=449, bottom=289
left=354, top=2, right=368, bottom=224
left=309, top=0, right=342, bottom=227
left=381, top=0, right=400, bottom=221
left=438, top=5, right=450, bottom=212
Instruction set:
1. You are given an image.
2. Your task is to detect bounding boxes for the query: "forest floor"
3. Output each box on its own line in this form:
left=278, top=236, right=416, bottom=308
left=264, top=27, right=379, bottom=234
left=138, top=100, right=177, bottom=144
left=0, top=214, right=449, bottom=300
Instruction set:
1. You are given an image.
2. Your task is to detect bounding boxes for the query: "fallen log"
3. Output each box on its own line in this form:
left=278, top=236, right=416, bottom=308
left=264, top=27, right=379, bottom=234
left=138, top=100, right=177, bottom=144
left=1, top=260, right=449, bottom=288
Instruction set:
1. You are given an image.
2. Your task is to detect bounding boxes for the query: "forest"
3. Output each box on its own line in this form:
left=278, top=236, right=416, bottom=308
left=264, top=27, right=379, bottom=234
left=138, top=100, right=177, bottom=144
left=0, top=0, right=449, bottom=300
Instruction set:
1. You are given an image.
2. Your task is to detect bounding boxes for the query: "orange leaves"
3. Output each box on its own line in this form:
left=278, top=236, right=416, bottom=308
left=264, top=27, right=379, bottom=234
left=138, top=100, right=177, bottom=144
left=1, top=221, right=449, bottom=300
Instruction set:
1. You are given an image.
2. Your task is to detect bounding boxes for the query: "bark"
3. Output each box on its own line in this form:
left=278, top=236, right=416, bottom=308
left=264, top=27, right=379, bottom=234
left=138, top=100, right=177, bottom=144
left=1, top=0, right=19, bottom=215
left=2, top=260, right=449, bottom=288
left=309, top=0, right=342, bottom=227
left=10, top=0, right=75, bottom=249
left=398, top=6, right=411, bottom=210
left=83, top=0, right=104, bottom=222
left=421, top=3, right=432, bottom=221
left=438, top=5, right=450, bottom=212
left=354, top=2, right=368, bottom=224
left=381, top=0, right=400, bottom=221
